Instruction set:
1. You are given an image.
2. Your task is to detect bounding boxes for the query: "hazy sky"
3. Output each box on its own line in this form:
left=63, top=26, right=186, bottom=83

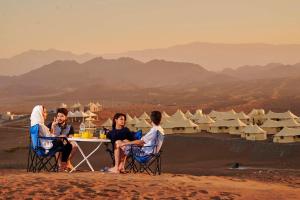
left=1, top=0, right=300, bottom=58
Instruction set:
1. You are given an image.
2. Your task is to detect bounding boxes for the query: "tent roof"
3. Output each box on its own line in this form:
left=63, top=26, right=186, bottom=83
left=162, top=118, right=198, bottom=128
left=243, top=124, right=266, bottom=134
left=162, top=111, right=170, bottom=118
left=185, top=110, right=194, bottom=118
left=265, top=110, right=299, bottom=120
left=101, top=118, right=112, bottom=127
left=139, top=112, right=150, bottom=120
left=275, top=127, right=300, bottom=137
left=277, top=118, right=300, bottom=127
left=191, top=109, right=203, bottom=120
left=260, top=119, right=282, bottom=128
left=127, top=116, right=140, bottom=125
left=67, top=111, right=75, bottom=117
left=135, top=119, right=152, bottom=128
left=126, top=113, right=133, bottom=121
left=171, top=109, right=188, bottom=121
left=196, top=115, right=215, bottom=124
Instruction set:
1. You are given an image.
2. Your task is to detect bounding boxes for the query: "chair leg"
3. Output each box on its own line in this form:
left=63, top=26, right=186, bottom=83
left=27, top=147, right=31, bottom=172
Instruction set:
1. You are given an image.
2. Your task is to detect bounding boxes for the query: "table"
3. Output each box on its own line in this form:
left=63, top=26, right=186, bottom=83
left=67, top=137, right=111, bottom=173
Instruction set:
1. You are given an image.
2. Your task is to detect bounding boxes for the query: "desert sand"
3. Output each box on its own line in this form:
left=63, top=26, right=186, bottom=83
left=0, top=170, right=299, bottom=200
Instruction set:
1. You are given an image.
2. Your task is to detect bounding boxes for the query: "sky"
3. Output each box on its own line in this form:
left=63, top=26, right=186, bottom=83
left=1, top=0, right=300, bottom=58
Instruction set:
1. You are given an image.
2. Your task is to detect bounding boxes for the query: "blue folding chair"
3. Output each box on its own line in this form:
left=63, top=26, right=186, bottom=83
left=27, top=124, right=65, bottom=172
left=106, top=130, right=143, bottom=166
left=127, top=131, right=164, bottom=175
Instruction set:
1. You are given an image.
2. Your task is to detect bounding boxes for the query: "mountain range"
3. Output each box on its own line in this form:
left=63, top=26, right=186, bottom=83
left=1, top=57, right=300, bottom=113
left=1, top=42, right=300, bottom=76
left=104, top=42, right=300, bottom=71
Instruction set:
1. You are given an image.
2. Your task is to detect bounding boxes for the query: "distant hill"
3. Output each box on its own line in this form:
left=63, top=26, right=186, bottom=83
left=0, top=49, right=96, bottom=76
left=222, top=63, right=300, bottom=80
left=103, top=42, right=300, bottom=71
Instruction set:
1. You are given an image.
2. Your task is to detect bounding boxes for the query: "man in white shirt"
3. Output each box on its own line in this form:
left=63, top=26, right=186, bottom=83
left=107, top=111, right=164, bottom=173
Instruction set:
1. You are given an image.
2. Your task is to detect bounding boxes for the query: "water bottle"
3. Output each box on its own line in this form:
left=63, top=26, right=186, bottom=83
left=79, top=121, right=86, bottom=133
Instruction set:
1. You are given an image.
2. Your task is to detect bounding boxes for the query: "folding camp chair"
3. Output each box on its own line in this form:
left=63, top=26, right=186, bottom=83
left=105, top=130, right=142, bottom=167
left=27, top=124, right=66, bottom=173
left=127, top=131, right=164, bottom=175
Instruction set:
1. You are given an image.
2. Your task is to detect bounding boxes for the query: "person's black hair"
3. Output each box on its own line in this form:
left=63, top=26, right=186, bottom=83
left=112, top=113, right=126, bottom=129
left=57, top=108, right=68, bottom=116
left=150, top=111, right=162, bottom=126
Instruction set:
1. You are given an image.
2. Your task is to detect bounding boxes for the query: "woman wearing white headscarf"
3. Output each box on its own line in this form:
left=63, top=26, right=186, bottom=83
left=30, top=105, right=72, bottom=170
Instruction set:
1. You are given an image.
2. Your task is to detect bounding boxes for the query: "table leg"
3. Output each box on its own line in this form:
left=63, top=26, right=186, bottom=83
left=69, top=142, right=102, bottom=173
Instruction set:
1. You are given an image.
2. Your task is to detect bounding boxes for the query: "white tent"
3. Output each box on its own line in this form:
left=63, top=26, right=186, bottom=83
left=265, top=110, right=299, bottom=121
left=161, top=118, right=198, bottom=134
left=67, top=111, right=75, bottom=118
left=135, top=119, right=152, bottom=133
left=185, top=110, right=194, bottom=119
left=126, top=116, right=140, bottom=131
left=191, top=109, right=203, bottom=121
left=260, top=119, right=282, bottom=134
left=242, top=124, right=267, bottom=141
left=196, top=115, right=215, bottom=131
left=226, top=118, right=247, bottom=135
left=126, top=113, right=133, bottom=122
left=162, top=111, right=170, bottom=118
left=139, top=112, right=150, bottom=121
left=101, top=118, right=113, bottom=130
left=209, top=119, right=230, bottom=133
left=273, top=127, right=300, bottom=143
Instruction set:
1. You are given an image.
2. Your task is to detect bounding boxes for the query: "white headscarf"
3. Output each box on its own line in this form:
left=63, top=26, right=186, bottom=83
left=30, top=105, right=53, bottom=150
left=30, top=105, right=44, bottom=127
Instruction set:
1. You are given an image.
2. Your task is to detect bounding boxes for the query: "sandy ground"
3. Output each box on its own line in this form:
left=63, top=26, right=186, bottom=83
left=0, top=170, right=300, bottom=200
left=1, top=126, right=300, bottom=199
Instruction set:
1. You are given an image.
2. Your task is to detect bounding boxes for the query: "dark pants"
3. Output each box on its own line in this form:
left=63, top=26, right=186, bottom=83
left=52, top=139, right=72, bottom=162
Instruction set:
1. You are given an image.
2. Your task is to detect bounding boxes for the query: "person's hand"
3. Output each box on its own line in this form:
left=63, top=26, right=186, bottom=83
left=52, top=117, right=58, bottom=127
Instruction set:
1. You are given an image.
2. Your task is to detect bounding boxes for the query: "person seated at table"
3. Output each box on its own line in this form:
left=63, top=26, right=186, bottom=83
left=30, top=105, right=72, bottom=171
left=47, top=108, right=77, bottom=171
left=107, top=113, right=134, bottom=147
left=106, top=113, right=134, bottom=168
left=108, top=111, right=164, bottom=173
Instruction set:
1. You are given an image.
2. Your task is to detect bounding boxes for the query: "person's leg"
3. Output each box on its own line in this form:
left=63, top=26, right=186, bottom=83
left=67, top=141, right=77, bottom=169
left=52, top=139, right=68, bottom=170
left=59, top=142, right=72, bottom=171
left=108, top=140, right=125, bottom=173
left=118, top=145, right=128, bottom=172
